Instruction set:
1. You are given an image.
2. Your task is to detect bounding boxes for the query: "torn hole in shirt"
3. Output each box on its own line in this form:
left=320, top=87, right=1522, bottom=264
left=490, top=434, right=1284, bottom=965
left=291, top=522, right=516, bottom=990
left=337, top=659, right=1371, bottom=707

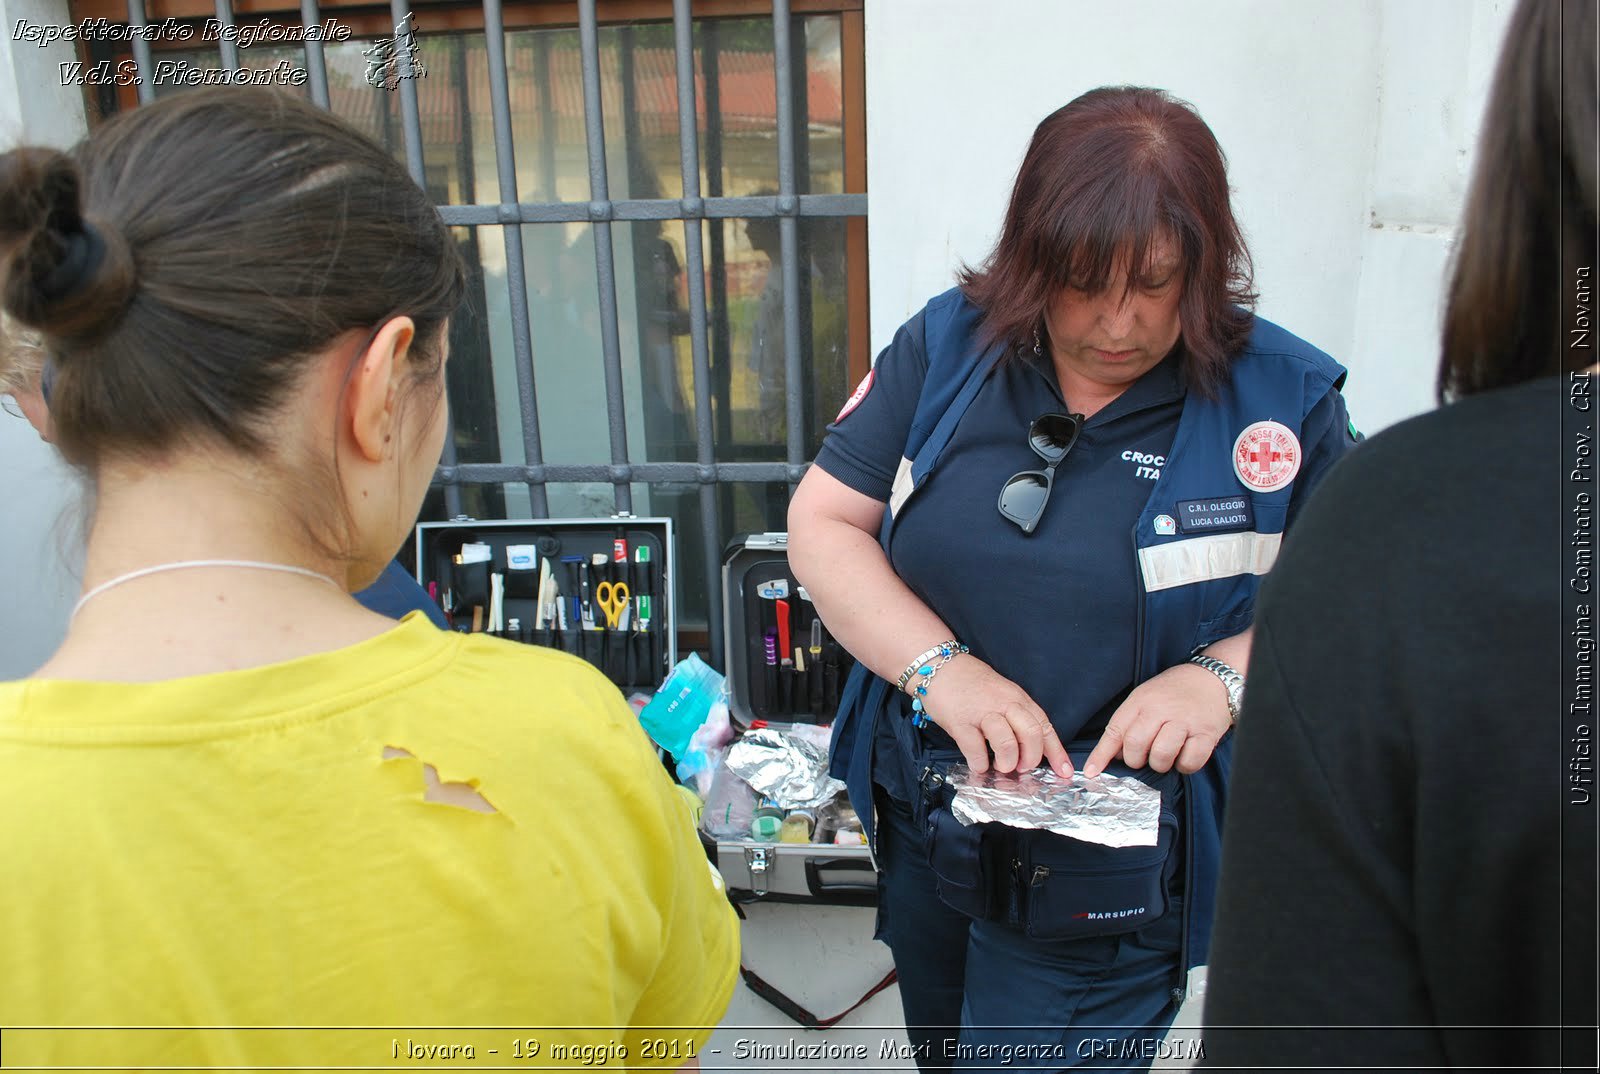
left=381, top=746, right=499, bottom=814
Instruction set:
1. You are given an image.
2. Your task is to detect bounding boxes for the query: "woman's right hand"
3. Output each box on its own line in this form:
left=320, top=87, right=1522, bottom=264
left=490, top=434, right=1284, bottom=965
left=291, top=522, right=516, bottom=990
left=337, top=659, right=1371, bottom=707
left=919, top=655, right=1073, bottom=778
left=787, top=468, right=1071, bottom=780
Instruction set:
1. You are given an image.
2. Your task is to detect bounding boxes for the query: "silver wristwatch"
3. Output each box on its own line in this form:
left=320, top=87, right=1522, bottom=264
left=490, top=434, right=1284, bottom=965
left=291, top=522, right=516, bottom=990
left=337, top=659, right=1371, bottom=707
left=1189, top=655, right=1245, bottom=723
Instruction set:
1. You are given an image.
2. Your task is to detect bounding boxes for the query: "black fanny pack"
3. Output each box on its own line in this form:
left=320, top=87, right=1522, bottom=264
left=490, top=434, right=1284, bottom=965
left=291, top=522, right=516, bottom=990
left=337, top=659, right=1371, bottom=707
left=913, top=741, right=1183, bottom=941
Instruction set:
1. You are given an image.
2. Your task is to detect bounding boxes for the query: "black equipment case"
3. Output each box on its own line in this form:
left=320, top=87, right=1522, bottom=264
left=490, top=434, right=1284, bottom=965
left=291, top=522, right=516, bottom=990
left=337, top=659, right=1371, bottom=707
left=412, top=516, right=676, bottom=693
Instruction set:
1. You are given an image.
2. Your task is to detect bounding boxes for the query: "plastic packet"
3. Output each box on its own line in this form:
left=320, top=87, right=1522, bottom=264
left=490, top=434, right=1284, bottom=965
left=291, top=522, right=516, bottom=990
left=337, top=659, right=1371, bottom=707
left=701, top=759, right=759, bottom=840
left=638, top=653, right=726, bottom=759
left=676, top=741, right=726, bottom=799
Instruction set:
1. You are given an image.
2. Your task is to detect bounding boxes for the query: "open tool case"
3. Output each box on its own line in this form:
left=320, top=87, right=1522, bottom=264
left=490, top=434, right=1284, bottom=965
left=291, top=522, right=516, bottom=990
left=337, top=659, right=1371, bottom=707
left=702, top=532, right=876, bottom=907
left=412, top=517, right=676, bottom=693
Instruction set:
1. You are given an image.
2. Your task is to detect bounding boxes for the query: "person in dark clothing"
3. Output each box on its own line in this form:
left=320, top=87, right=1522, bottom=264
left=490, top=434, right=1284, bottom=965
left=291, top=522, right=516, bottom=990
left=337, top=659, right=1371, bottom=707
left=1201, top=2, right=1597, bottom=1069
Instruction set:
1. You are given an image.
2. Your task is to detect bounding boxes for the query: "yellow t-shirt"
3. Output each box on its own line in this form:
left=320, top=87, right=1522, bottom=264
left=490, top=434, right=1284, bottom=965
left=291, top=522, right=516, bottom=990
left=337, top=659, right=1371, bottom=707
left=0, top=612, right=739, bottom=1070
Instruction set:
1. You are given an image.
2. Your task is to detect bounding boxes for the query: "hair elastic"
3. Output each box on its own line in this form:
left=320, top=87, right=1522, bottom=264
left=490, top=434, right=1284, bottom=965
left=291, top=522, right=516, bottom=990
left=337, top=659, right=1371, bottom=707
left=35, top=222, right=107, bottom=304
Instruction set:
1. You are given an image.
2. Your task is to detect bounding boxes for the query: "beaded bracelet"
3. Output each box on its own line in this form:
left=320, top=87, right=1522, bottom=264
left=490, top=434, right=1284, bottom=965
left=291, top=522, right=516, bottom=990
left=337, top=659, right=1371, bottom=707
left=896, top=641, right=958, bottom=691
left=907, top=642, right=970, bottom=728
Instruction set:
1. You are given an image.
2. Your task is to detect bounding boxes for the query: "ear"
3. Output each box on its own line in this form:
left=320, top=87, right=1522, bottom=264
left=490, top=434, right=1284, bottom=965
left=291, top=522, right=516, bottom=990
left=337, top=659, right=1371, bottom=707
left=15, top=385, right=54, bottom=443
left=346, top=316, right=417, bottom=464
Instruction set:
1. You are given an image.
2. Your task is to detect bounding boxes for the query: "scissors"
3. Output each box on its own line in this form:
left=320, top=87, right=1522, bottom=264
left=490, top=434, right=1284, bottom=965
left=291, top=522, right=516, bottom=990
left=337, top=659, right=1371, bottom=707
left=595, top=580, right=630, bottom=629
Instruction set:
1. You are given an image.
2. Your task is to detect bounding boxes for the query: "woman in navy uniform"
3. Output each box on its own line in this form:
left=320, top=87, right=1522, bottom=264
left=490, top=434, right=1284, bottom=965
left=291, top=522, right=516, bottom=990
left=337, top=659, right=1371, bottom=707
left=789, top=86, right=1359, bottom=1070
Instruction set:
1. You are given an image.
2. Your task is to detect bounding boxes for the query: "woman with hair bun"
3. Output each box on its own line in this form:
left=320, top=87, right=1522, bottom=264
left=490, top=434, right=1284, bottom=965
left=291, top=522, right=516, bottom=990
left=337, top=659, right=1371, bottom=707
left=0, top=87, right=735, bottom=1069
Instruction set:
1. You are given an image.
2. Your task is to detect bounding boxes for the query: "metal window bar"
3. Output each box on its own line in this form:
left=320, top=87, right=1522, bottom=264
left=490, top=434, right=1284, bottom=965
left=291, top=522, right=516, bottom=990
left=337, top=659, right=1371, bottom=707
left=213, top=0, right=240, bottom=71
left=702, top=20, right=737, bottom=537
left=124, top=0, right=155, bottom=104
left=435, top=193, right=862, bottom=225
left=672, top=0, right=725, bottom=672
left=481, top=0, right=549, bottom=517
left=771, top=0, right=805, bottom=485
left=299, top=0, right=331, bottom=107
left=577, top=0, right=635, bottom=517
left=117, top=1, right=869, bottom=668
left=387, top=0, right=466, bottom=519
left=389, top=0, right=427, bottom=185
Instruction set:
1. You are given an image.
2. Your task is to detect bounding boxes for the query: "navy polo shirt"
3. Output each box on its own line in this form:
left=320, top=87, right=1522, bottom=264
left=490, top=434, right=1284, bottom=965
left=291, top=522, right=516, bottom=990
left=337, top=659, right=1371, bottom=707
left=356, top=559, right=448, bottom=628
left=815, top=307, right=1349, bottom=803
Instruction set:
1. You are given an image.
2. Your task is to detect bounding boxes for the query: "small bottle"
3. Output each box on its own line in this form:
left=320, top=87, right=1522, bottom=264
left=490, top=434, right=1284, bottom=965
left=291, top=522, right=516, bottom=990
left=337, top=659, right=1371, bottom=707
left=750, top=799, right=784, bottom=842
left=778, top=808, right=816, bottom=844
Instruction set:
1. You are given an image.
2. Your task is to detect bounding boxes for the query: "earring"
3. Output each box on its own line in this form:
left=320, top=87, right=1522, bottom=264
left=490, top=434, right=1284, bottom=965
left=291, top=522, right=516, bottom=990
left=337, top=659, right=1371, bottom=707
left=1033, top=327, right=1044, bottom=357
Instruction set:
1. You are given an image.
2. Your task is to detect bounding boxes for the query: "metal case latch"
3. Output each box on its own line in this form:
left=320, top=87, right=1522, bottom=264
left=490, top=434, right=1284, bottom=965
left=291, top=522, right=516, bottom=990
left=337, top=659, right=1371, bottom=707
left=744, top=845, right=771, bottom=896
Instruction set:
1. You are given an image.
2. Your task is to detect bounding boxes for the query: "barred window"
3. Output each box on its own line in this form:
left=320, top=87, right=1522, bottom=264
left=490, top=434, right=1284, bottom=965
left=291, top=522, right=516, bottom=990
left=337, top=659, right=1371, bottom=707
left=79, top=0, right=869, bottom=660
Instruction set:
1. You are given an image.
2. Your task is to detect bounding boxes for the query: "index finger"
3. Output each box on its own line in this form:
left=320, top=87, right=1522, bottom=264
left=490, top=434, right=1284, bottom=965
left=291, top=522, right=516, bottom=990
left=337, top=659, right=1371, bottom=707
left=1037, top=713, right=1073, bottom=779
left=1081, top=723, right=1125, bottom=778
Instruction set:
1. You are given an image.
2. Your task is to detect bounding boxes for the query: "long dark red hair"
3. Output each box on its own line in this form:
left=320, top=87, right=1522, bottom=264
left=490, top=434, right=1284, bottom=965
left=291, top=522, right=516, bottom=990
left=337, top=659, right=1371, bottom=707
left=959, top=86, right=1256, bottom=395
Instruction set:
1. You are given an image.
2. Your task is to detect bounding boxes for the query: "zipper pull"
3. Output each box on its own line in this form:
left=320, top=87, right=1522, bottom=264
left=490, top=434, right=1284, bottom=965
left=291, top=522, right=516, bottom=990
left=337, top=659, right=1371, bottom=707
left=1030, top=865, right=1051, bottom=886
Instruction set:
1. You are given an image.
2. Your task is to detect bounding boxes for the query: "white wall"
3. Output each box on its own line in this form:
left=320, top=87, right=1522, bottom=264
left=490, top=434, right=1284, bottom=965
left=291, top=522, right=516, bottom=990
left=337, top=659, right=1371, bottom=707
left=0, top=0, right=89, bottom=152
left=863, top=0, right=1516, bottom=435
left=1347, top=0, right=1515, bottom=431
left=0, top=0, right=86, bottom=678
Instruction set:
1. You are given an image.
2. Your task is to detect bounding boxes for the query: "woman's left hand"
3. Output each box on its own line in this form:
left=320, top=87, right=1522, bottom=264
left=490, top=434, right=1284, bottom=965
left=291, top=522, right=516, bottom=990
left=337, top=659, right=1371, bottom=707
left=1081, top=662, right=1234, bottom=776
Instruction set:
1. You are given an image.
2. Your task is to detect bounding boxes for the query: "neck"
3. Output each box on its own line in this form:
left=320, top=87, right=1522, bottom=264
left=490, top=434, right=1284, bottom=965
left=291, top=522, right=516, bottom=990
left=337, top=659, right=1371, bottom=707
left=33, top=454, right=391, bottom=682
left=1054, top=367, right=1127, bottom=419
left=82, top=454, right=346, bottom=592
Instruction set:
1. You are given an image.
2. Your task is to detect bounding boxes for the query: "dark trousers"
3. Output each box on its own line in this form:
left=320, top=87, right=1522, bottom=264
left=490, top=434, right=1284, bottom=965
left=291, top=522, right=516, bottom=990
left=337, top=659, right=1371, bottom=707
left=875, top=793, right=1185, bottom=1073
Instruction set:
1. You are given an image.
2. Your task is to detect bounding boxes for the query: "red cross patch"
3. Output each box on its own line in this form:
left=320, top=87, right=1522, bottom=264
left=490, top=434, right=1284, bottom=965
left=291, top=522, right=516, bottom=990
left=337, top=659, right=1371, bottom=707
left=835, top=369, right=875, bottom=423
left=1232, top=420, right=1301, bottom=492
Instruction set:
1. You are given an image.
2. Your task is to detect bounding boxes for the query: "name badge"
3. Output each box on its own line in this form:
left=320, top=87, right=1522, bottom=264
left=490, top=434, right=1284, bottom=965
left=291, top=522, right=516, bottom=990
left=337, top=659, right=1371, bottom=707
left=1175, top=496, right=1255, bottom=534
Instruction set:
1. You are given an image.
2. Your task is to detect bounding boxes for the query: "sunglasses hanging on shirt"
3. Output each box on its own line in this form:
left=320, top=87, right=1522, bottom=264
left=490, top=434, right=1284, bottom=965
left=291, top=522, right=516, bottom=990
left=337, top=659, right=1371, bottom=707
left=997, top=411, right=1085, bottom=534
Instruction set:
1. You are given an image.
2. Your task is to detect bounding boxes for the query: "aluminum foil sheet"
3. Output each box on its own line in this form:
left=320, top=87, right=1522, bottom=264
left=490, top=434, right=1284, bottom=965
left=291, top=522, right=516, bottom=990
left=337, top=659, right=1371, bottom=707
left=725, top=725, right=846, bottom=812
left=947, top=764, right=1161, bottom=848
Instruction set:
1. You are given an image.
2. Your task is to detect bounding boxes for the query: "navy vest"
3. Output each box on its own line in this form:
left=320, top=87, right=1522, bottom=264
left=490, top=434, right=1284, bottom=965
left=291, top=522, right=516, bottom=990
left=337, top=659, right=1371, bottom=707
left=829, top=287, right=1347, bottom=974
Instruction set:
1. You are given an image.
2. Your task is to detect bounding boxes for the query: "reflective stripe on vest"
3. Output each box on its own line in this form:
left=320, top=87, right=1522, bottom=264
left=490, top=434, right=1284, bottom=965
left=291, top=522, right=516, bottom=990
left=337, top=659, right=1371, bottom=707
left=1136, top=530, right=1283, bottom=593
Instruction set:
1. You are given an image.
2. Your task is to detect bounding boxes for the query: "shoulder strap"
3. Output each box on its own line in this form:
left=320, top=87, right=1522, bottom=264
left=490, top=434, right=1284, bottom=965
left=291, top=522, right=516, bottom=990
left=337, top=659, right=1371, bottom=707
left=880, top=292, right=1005, bottom=540
left=900, top=289, right=1001, bottom=467
left=910, top=344, right=1004, bottom=480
